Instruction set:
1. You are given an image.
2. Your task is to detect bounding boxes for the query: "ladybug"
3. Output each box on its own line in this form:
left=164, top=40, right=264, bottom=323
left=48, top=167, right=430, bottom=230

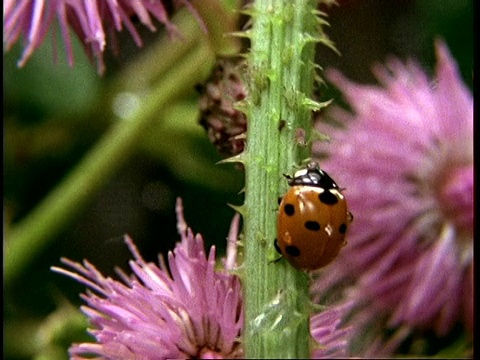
left=275, top=161, right=352, bottom=271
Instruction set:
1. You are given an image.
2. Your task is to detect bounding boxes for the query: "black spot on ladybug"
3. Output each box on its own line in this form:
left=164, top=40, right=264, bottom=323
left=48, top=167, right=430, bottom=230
left=284, top=203, right=295, bottom=216
left=274, top=239, right=282, bottom=254
left=319, top=191, right=338, bottom=205
left=305, top=221, right=321, bottom=231
left=286, top=245, right=300, bottom=257
left=339, top=223, right=347, bottom=234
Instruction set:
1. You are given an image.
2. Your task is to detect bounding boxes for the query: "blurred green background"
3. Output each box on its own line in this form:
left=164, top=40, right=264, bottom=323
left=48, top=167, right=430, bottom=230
left=3, top=0, right=472, bottom=359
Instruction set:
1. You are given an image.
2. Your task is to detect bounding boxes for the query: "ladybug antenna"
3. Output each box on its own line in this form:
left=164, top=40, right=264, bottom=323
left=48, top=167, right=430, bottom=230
left=307, top=161, right=320, bottom=171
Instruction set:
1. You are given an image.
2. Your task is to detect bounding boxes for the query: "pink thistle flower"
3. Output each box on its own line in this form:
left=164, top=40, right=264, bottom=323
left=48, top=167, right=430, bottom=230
left=312, top=40, right=473, bottom=355
left=51, top=198, right=244, bottom=359
left=52, top=197, right=352, bottom=358
left=3, top=0, right=186, bottom=74
left=311, top=302, right=353, bottom=359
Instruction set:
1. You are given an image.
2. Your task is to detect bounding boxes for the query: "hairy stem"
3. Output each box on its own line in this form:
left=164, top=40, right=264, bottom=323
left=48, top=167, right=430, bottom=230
left=243, top=0, right=327, bottom=357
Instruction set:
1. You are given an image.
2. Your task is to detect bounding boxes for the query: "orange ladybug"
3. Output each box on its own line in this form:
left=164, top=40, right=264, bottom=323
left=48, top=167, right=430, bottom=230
left=275, top=162, right=353, bottom=271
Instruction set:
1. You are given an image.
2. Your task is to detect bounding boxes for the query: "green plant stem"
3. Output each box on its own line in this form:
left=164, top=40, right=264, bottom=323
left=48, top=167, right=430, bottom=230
left=5, top=41, right=214, bottom=288
left=112, top=9, right=207, bottom=92
left=243, top=0, right=320, bottom=358
left=112, top=4, right=240, bottom=93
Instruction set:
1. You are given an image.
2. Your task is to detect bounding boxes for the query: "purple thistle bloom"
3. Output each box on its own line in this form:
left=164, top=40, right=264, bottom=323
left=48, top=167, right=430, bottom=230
left=52, top=197, right=352, bottom=358
left=52, top=198, right=244, bottom=359
left=311, top=302, right=353, bottom=359
left=4, top=0, right=185, bottom=74
left=312, top=40, right=473, bottom=355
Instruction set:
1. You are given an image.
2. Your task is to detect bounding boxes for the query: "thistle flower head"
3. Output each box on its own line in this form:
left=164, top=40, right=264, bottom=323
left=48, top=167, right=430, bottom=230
left=52, top=197, right=353, bottom=358
left=52, top=198, right=244, bottom=359
left=311, top=302, right=353, bottom=359
left=197, top=58, right=247, bottom=158
left=4, top=0, right=187, bottom=74
left=312, top=40, right=473, bottom=354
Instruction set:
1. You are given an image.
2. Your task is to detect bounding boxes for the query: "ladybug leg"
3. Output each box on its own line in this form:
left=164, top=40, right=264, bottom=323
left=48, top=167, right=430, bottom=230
left=347, top=211, right=354, bottom=223
left=269, top=239, right=283, bottom=264
left=277, top=196, right=283, bottom=205
left=274, top=239, right=282, bottom=254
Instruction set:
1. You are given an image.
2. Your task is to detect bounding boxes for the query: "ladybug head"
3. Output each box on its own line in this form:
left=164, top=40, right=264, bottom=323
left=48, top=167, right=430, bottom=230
left=286, top=161, right=339, bottom=189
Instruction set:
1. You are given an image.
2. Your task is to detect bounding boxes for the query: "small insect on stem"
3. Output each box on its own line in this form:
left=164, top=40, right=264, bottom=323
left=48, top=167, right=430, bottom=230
left=275, top=162, right=352, bottom=271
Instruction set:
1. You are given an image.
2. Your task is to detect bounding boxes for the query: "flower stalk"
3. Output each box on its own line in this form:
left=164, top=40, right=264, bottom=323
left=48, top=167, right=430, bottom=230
left=4, top=9, right=215, bottom=287
left=242, top=0, right=332, bottom=357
